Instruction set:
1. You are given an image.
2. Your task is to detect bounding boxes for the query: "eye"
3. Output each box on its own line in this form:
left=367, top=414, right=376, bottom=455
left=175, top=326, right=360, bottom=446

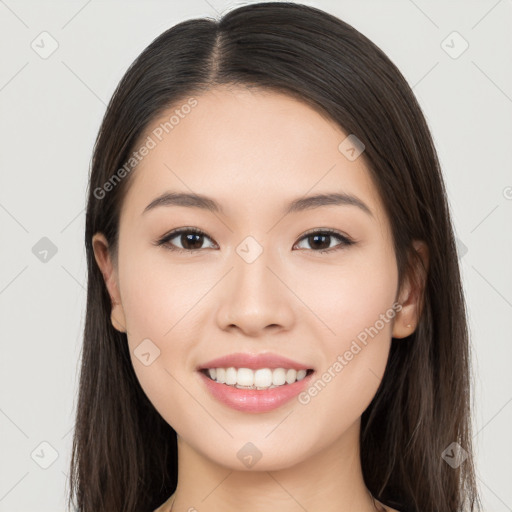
left=155, top=227, right=217, bottom=253
left=155, top=227, right=355, bottom=254
left=293, top=229, right=355, bottom=254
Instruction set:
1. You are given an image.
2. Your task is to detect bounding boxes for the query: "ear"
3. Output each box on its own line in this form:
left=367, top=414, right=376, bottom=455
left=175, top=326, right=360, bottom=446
left=392, top=240, right=429, bottom=339
left=92, top=233, right=127, bottom=333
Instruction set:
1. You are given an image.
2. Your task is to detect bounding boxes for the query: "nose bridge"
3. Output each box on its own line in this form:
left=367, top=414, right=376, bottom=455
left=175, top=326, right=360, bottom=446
left=232, top=237, right=280, bottom=310
left=216, top=235, right=294, bottom=334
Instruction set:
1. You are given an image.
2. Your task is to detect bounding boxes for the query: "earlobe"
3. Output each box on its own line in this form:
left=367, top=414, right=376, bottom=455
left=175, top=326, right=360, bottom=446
left=392, top=240, right=429, bottom=339
left=392, top=277, right=416, bottom=339
left=92, top=233, right=127, bottom=333
left=110, top=304, right=127, bottom=333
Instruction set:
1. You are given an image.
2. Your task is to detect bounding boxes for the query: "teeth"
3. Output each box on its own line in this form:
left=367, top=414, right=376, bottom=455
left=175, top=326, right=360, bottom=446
left=204, top=367, right=310, bottom=389
left=225, top=367, right=237, bottom=385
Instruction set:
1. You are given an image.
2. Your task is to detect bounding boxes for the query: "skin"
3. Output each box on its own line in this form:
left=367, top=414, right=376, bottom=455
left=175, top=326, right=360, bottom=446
left=93, top=85, right=428, bottom=512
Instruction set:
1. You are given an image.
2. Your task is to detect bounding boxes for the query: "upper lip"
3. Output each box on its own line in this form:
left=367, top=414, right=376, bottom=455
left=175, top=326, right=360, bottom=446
left=197, top=352, right=313, bottom=371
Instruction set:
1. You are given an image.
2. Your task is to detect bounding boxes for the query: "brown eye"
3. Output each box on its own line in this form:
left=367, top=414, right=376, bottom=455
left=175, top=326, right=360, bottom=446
left=156, top=227, right=354, bottom=254
left=156, top=228, right=217, bottom=252
left=177, top=232, right=205, bottom=250
left=294, top=229, right=354, bottom=253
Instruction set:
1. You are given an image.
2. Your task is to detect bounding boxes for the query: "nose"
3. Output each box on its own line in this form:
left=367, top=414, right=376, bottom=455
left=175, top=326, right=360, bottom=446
left=215, top=248, right=295, bottom=337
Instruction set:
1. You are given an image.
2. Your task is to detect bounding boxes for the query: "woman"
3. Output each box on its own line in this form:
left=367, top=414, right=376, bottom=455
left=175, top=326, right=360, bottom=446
left=68, top=2, right=481, bottom=511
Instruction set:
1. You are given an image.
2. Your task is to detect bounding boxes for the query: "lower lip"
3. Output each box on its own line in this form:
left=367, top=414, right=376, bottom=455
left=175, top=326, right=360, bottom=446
left=198, top=370, right=314, bottom=413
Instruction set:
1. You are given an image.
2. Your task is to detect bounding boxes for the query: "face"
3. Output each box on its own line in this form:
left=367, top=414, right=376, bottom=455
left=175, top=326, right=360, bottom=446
left=94, top=85, right=414, bottom=471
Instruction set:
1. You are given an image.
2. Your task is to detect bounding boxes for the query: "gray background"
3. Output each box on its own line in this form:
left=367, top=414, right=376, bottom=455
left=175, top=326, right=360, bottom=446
left=0, top=0, right=511, bottom=510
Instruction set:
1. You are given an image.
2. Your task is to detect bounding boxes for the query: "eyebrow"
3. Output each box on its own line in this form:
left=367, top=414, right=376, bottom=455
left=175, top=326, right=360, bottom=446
left=143, top=191, right=373, bottom=217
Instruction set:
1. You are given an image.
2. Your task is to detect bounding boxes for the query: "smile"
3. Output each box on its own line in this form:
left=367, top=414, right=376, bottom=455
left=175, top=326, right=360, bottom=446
left=201, top=367, right=312, bottom=389
left=198, top=367, right=315, bottom=413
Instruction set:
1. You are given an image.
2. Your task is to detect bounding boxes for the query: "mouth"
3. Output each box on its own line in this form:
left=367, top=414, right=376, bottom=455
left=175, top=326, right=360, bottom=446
left=199, top=367, right=315, bottom=390
left=197, top=367, right=315, bottom=413
left=196, top=352, right=316, bottom=412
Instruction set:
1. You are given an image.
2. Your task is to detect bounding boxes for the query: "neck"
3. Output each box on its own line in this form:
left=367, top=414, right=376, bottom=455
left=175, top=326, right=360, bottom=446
left=166, top=419, right=384, bottom=512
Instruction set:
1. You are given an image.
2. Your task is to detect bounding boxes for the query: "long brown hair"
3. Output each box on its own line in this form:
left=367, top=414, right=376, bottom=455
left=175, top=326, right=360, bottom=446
left=68, top=3, right=481, bottom=511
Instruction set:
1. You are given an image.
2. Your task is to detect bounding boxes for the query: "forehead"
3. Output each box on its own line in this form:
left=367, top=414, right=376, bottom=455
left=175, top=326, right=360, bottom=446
left=121, top=85, right=385, bottom=224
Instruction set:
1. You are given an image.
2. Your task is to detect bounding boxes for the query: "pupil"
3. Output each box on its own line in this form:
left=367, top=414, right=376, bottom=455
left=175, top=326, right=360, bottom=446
left=182, top=233, right=203, bottom=250
left=310, top=234, right=329, bottom=250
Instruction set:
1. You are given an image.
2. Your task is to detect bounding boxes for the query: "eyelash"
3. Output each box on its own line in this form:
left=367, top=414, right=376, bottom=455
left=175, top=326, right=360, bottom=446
left=154, top=227, right=355, bottom=254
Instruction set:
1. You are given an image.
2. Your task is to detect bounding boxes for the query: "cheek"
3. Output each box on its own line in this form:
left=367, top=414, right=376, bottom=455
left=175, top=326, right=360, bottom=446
left=116, top=249, right=209, bottom=422
left=301, top=247, right=398, bottom=343
left=118, top=238, right=211, bottom=343
left=295, top=249, right=398, bottom=426
left=117, top=247, right=222, bottom=406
